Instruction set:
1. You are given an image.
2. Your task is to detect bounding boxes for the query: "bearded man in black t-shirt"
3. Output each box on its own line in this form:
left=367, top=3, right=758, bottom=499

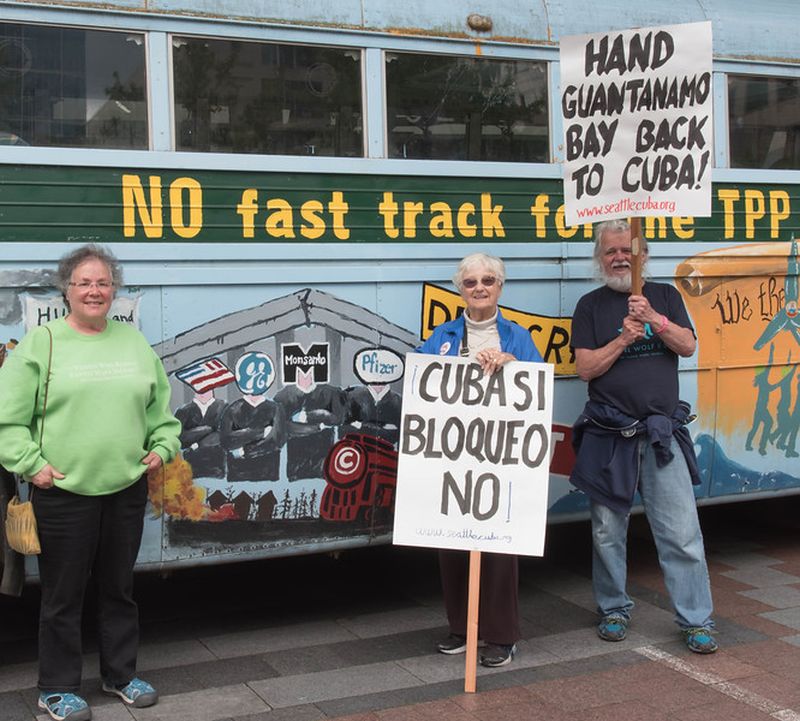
left=569, top=219, right=718, bottom=655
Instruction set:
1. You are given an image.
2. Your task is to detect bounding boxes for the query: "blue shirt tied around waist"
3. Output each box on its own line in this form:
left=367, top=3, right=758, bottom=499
left=570, top=399, right=700, bottom=514
left=416, top=311, right=543, bottom=363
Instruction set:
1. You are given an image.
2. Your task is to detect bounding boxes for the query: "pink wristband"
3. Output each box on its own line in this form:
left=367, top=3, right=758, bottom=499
left=655, top=315, right=669, bottom=334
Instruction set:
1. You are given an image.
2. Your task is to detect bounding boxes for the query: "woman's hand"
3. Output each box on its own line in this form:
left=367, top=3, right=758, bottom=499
left=476, top=349, right=515, bottom=375
left=141, top=451, right=163, bottom=472
left=30, top=464, right=65, bottom=489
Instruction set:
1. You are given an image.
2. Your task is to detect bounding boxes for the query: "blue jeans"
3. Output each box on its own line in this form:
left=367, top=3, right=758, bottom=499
left=590, top=439, right=714, bottom=630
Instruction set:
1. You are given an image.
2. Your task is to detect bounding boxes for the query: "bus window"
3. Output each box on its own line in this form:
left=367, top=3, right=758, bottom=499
left=728, top=74, right=800, bottom=169
left=172, top=37, right=363, bottom=156
left=0, top=23, right=147, bottom=149
left=385, top=52, right=549, bottom=162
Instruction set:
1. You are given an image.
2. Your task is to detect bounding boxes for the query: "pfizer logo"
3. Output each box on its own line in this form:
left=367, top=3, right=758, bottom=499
left=353, top=347, right=404, bottom=385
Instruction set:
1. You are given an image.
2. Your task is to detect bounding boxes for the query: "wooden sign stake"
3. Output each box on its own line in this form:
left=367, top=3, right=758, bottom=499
left=630, top=216, right=644, bottom=295
left=464, top=550, right=481, bottom=693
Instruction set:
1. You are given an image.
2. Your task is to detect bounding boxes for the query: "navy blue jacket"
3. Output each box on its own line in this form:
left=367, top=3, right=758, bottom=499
left=570, top=399, right=700, bottom=513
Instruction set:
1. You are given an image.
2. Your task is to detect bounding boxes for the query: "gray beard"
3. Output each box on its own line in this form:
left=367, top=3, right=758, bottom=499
left=605, top=273, right=632, bottom=292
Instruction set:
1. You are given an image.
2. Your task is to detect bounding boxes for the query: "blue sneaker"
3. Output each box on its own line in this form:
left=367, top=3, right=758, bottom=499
left=37, top=692, right=91, bottom=721
left=684, top=627, right=718, bottom=654
left=102, top=677, right=158, bottom=708
left=597, top=614, right=628, bottom=642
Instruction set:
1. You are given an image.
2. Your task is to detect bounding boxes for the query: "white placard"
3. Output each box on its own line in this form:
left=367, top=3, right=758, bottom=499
left=22, top=294, right=141, bottom=331
left=393, top=354, right=554, bottom=556
left=560, top=21, right=713, bottom=226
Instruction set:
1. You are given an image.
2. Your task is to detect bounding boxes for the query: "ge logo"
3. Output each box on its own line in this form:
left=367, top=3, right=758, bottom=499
left=235, top=352, right=275, bottom=395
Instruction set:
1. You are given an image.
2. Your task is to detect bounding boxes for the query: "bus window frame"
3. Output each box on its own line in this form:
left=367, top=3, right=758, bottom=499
left=1, top=3, right=800, bottom=189
left=0, top=18, right=150, bottom=151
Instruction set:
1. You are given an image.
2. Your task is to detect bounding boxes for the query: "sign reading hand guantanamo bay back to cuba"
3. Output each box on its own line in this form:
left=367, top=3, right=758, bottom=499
left=559, top=21, right=713, bottom=226
left=393, top=355, right=554, bottom=556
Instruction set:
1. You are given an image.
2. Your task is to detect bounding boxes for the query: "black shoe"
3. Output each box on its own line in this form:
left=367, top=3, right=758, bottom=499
left=437, top=633, right=467, bottom=654
left=479, top=643, right=516, bottom=667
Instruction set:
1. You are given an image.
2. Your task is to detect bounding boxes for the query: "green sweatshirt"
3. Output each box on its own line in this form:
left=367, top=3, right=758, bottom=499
left=0, top=318, right=181, bottom=496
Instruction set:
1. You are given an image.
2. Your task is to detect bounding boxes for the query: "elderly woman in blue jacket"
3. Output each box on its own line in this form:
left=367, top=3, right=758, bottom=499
left=417, top=252, right=543, bottom=667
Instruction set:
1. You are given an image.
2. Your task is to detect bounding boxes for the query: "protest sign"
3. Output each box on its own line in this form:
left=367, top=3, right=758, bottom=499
left=560, top=21, right=713, bottom=226
left=393, top=354, right=554, bottom=557
left=22, top=294, right=141, bottom=331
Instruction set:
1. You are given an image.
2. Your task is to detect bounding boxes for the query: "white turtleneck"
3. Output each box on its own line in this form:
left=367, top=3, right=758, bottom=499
left=463, top=310, right=501, bottom=360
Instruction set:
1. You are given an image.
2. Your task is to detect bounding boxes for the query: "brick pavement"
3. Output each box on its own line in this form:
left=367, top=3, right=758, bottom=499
left=2, top=497, right=800, bottom=721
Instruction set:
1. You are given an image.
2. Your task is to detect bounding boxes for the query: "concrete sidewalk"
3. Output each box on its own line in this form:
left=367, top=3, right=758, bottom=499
left=2, top=497, right=800, bottom=721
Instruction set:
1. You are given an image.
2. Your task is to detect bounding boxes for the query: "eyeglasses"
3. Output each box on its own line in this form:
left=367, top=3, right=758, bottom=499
left=461, top=276, right=497, bottom=289
left=68, top=281, right=113, bottom=290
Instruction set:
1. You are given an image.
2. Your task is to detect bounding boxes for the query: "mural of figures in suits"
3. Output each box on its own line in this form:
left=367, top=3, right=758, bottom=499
left=342, top=347, right=405, bottom=446
left=275, top=342, right=345, bottom=481
left=174, top=357, right=235, bottom=478
left=220, top=351, right=287, bottom=481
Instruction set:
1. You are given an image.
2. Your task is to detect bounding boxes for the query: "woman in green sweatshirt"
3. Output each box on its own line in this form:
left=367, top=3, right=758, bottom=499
left=0, top=244, right=181, bottom=721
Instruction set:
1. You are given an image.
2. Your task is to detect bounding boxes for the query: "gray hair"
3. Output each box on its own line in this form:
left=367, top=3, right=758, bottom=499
left=452, top=252, right=506, bottom=291
left=56, top=244, right=123, bottom=303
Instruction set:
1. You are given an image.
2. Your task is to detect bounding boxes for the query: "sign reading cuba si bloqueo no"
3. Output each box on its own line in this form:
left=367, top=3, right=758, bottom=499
left=393, top=354, right=554, bottom=557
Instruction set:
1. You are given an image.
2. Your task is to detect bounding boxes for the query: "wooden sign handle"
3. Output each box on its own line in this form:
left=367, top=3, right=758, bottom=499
left=630, top=216, right=644, bottom=295
left=464, top=550, right=481, bottom=693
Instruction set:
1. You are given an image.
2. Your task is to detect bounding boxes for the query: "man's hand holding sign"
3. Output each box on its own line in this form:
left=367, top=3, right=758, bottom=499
left=393, top=253, right=553, bottom=692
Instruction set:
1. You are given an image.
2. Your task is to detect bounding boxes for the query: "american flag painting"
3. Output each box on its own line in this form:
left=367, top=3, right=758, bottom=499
left=176, top=357, right=235, bottom=392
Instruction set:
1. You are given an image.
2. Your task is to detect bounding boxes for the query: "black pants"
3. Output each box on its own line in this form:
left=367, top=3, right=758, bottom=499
left=438, top=549, right=520, bottom=645
left=33, top=477, right=147, bottom=693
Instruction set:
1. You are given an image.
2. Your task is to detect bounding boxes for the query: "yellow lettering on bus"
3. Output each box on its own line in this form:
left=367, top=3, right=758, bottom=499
left=265, top=198, right=295, bottom=238
left=378, top=191, right=399, bottom=239
left=717, top=188, right=740, bottom=239
left=645, top=216, right=667, bottom=239
left=328, top=191, right=350, bottom=240
left=122, top=174, right=163, bottom=238
left=530, top=194, right=549, bottom=238
left=402, top=201, right=424, bottom=239
left=300, top=200, right=325, bottom=240
left=457, top=203, right=477, bottom=237
left=672, top=217, right=695, bottom=239
left=555, top=205, right=578, bottom=238
left=237, top=189, right=258, bottom=238
left=169, top=177, right=203, bottom=239
left=429, top=202, right=454, bottom=238
left=744, top=189, right=765, bottom=239
left=769, top=190, right=791, bottom=238
left=480, top=193, right=505, bottom=237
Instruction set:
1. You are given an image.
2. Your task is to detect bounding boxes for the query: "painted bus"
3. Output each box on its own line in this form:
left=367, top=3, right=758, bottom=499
left=1, top=0, right=799, bottom=586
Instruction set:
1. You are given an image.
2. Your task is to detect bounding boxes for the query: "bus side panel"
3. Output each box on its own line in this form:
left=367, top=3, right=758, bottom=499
left=2, top=167, right=800, bottom=571
left=677, top=240, right=800, bottom=497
